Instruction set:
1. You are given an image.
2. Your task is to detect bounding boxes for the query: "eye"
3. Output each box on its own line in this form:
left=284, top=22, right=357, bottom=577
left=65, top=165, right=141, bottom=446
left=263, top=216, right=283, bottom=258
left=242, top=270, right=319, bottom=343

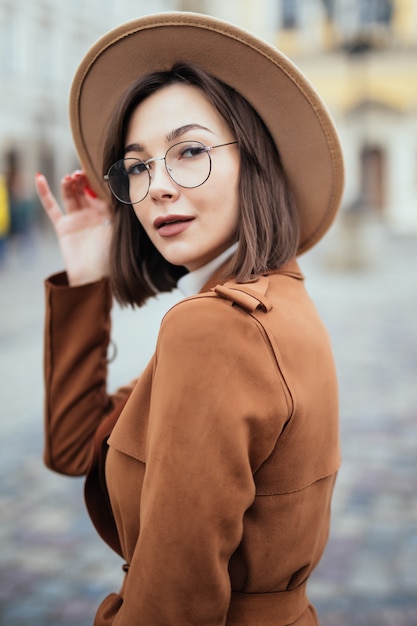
left=125, top=159, right=148, bottom=176
left=178, top=144, right=208, bottom=159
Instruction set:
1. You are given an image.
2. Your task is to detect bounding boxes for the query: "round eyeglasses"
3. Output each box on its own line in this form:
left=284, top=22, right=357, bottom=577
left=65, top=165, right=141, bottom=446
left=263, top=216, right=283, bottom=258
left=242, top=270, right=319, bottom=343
left=104, top=140, right=238, bottom=205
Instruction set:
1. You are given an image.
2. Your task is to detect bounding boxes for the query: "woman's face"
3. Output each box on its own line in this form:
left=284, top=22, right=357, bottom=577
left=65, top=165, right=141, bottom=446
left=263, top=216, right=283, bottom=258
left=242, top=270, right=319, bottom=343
left=124, top=83, right=240, bottom=271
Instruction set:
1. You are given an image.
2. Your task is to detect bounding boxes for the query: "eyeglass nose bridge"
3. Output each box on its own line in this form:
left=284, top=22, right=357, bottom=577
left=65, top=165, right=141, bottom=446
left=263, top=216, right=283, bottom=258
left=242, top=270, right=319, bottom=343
left=144, top=155, right=174, bottom=177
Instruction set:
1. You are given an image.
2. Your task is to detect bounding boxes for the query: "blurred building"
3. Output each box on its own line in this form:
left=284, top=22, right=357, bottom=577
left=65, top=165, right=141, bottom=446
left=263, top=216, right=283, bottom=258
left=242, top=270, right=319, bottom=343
left=0, top=0, right=416, bottom=234
left=208, top=0, right=417, bottom=235
left=0, top=0, right=178, bottom=200
left=269, top=0, right=417, bottom=234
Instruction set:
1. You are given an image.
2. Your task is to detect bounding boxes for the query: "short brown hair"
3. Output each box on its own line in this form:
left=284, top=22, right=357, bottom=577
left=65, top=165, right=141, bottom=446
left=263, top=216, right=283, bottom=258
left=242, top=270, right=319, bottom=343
left=103, top=62, right=299, bottom=307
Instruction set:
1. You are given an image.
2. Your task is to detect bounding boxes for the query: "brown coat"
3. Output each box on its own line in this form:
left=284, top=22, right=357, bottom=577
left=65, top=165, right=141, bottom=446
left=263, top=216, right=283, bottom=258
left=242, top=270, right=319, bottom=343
left=44, top=259, right=340, bottom=626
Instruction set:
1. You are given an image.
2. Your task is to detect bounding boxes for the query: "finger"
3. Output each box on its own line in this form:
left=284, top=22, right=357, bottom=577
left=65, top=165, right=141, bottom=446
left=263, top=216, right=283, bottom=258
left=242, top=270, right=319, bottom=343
left=62, top=171, right=98, bottom=212
left=73, top=170, right=88, bottom=197
left=72, top=171, right=110, bottom=217
left=35, top=173, right=65, bottom=226
left=74, top=172, right=101, bottom=204
left=77, top=171, right=99, bottom=200
left=61, top=172, right=87, bottom=212
left=84, top=186, right=98, bottom=200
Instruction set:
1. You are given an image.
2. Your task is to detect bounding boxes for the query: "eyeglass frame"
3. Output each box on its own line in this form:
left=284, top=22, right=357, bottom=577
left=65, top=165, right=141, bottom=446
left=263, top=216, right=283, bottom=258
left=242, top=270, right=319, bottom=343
left=104, top=140, right=238, bottom=205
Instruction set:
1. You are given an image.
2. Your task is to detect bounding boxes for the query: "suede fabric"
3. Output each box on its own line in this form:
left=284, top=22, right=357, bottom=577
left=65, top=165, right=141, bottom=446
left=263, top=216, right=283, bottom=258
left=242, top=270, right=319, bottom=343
left=44, top=259, right=340, bottom=625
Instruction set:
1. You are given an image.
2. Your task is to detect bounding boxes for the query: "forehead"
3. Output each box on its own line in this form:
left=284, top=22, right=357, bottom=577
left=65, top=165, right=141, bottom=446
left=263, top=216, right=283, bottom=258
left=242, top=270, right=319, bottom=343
left=126, top=83, right=229, bottom=144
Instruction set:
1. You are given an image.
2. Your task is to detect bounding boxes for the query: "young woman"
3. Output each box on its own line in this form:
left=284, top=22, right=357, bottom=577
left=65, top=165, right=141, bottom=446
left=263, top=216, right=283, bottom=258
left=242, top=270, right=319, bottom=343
left=36, top=13, right=344, bottom=626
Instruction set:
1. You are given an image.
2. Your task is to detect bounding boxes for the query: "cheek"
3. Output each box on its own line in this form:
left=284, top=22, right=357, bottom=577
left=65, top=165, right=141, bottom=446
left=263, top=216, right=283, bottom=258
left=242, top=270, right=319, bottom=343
left=215, top=188, right=240, bottom=239
left=213, top=160, right=240, bottom=205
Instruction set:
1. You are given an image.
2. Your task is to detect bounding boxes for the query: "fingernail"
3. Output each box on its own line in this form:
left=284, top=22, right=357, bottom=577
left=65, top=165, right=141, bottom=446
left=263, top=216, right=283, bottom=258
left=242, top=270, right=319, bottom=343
left=35, top=172, right=43, bottom=178
left=84, top=186, right=98, bottom=199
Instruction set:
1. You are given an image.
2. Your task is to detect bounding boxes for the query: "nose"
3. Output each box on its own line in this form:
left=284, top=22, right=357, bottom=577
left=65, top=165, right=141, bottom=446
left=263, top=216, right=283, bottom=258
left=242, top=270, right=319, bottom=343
left=148, top=158, right=178, bottom=201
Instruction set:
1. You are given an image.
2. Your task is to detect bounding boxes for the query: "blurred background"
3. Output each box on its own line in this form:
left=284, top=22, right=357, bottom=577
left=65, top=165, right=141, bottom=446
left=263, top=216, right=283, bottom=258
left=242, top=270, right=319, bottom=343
left=0, top=0, right=416, bottom=624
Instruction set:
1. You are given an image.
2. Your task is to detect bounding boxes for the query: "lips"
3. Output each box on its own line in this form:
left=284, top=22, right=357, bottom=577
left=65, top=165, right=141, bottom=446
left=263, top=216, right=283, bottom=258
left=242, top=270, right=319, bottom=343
left=154, top=214, right=194, bottom=237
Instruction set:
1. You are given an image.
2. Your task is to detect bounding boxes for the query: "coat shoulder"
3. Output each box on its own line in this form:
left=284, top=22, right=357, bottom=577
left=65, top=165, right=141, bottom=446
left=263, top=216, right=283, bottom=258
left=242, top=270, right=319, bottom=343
left=160, top=288, right=261, bottom=343
left=156, top=288, right=278, bottom=370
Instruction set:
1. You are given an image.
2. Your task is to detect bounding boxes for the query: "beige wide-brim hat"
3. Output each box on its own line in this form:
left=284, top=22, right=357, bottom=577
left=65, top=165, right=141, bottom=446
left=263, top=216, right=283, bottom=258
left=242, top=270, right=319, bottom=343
left=70, top=11, right=344, bottom=253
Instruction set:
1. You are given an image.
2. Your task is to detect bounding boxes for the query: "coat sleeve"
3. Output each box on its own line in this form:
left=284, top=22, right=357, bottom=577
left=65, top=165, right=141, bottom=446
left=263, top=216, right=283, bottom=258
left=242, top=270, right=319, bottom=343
left=110, top=295, right=292, bottom=626
left=44, top=272, right=134, bottom=476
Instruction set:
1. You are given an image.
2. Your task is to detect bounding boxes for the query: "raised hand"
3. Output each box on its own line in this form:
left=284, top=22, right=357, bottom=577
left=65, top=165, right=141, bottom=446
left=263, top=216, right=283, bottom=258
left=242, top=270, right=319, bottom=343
left=35, top=171, right=114, bottom=286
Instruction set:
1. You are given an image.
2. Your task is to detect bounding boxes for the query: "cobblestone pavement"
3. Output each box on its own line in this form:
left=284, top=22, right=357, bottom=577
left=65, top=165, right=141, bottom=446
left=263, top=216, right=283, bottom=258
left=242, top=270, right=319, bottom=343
left=1, top=224, right=416, bottom=625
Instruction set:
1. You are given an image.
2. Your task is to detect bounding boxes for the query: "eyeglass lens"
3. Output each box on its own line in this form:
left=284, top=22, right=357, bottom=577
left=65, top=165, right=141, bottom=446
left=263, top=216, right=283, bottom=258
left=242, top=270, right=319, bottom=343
left=107, top=141, right=211, bottom=205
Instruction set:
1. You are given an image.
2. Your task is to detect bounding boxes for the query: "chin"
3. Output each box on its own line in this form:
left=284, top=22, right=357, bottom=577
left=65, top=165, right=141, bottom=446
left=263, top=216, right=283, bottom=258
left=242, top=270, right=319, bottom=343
left=159, top=249, right=202, bottom=271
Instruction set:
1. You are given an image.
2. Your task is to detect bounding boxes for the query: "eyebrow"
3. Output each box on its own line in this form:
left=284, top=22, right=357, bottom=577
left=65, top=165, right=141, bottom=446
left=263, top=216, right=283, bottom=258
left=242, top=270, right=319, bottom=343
left=124, top=124, right=214, bottom=155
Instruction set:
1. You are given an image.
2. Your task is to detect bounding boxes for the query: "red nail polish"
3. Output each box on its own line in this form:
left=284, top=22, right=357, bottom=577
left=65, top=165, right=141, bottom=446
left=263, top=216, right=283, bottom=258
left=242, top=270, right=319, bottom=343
left=84, top=186, right=98, bottom=199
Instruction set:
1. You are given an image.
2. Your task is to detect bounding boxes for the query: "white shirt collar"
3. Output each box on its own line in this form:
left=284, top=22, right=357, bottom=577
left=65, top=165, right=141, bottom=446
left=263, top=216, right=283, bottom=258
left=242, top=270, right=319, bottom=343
left=177, top=243, right=238, bottom=297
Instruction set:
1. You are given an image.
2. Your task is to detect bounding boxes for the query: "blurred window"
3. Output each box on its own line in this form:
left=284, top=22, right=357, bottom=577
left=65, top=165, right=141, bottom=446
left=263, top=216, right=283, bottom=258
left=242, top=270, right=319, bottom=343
left=282, top=0, right=299, bottom=29
left=331, top=0, right=393, bottom=49
left=361, top=145, right=386, bottom=211
left=360, top=0, right=393, bottom=25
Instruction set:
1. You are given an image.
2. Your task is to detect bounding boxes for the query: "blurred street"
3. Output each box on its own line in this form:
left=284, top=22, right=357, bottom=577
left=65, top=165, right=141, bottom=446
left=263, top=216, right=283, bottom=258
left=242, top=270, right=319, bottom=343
left=0, top=223, right=416, bottom=625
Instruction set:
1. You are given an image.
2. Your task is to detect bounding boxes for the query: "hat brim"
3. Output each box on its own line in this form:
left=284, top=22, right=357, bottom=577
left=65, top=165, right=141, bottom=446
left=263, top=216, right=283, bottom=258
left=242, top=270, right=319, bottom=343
left=70, top=11, right=344, bottom=253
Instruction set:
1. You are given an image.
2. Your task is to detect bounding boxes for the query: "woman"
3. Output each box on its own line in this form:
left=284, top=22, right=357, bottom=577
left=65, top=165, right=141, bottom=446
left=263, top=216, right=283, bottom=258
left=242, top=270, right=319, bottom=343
left=36, top=12, right=344, bottom=626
